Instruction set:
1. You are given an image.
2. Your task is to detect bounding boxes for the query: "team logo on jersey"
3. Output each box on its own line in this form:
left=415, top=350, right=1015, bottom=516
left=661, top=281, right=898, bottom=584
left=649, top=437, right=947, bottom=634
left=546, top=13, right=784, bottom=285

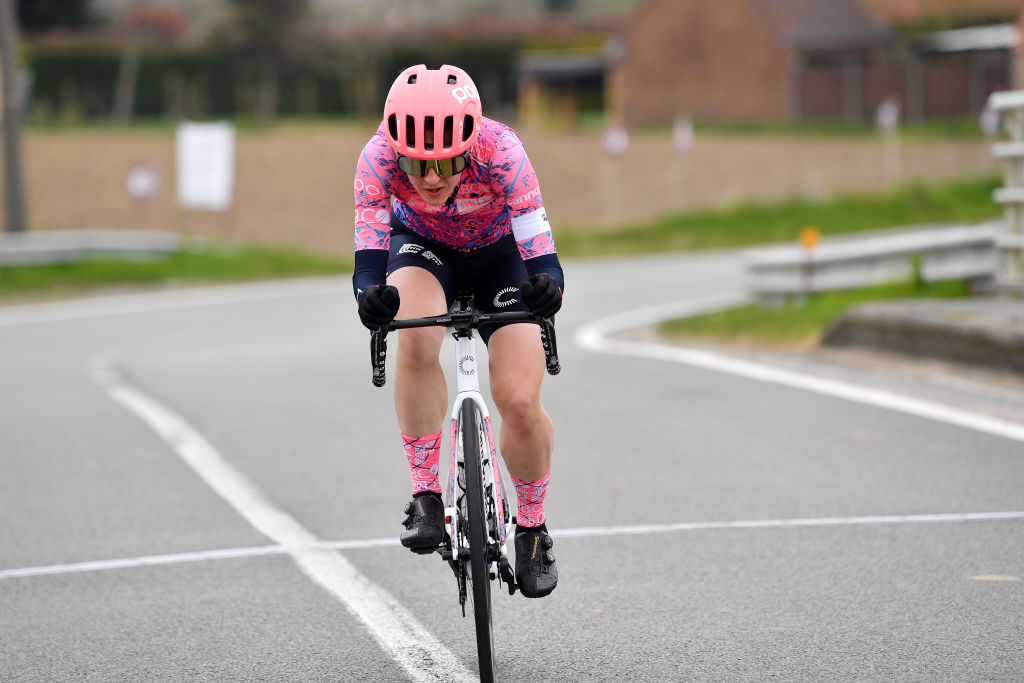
left=456, top=195, right=493, bottom=213
left=509, top=187, right=541, bottom=206
left=493, top=286, right=519, bottom=308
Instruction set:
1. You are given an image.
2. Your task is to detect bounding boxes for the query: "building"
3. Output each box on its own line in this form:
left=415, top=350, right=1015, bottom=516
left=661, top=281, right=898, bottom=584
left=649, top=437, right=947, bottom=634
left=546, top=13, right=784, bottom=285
left=518, top=0, right=1022, bottom=125
left=607, top=0, right=891, bottom=124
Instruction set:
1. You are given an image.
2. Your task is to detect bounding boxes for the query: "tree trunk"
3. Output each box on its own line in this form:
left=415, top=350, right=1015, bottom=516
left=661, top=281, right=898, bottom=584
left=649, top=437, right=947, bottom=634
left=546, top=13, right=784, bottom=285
left=112, top=37, right=141, bottom=124
left=257, top=60, right=278, bottom=125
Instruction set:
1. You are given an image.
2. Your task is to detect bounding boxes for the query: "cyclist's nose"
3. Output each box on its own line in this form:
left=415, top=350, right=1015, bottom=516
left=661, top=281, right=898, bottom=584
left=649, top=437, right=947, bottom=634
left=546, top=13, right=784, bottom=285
left=423, top=167, right=441, bottom=183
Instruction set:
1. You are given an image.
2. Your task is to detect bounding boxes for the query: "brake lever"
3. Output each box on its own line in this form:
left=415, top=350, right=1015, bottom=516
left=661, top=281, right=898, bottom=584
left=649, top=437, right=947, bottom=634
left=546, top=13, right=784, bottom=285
left=539, top=317, right=560, bottom=376
left=371, top=329, right=387, bottom=387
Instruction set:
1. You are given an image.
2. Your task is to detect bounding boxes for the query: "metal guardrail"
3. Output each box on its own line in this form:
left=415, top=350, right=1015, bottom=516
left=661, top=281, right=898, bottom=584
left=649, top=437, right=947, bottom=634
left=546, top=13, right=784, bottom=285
left=744, top=222, right=1002, bottom=304
left=0, top=229, right=182, bottom=266
left=988, top=89, right=1024, bottom=286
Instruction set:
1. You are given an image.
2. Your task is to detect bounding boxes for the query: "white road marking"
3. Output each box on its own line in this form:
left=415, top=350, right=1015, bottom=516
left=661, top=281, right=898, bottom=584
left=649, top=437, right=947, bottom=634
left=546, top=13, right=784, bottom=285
left=6, top=510, right=1022, bottom=581
left=575, top=296, right=1024, bottom=444
left=88, top=354, right=475, bottom=683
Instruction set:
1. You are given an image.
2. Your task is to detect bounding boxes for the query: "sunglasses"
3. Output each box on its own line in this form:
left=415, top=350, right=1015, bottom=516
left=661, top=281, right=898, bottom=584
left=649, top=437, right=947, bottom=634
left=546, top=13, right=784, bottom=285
left=397, top=153, right=470, bottom=178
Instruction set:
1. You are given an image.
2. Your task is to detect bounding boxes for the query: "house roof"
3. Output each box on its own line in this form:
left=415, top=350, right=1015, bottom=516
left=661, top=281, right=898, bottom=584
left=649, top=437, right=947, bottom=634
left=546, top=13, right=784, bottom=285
left=863, top=0, right=1021, bottom=25
left=913, top=22, right=1019, bottom=52
left=758, top=0, right=890, bottom=48
left=517, top=51, right=608, bottom=80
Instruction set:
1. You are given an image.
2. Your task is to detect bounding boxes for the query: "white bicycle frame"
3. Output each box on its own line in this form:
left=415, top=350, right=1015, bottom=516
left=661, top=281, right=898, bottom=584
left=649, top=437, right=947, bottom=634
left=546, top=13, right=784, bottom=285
left=445, top=333, right=511, bottom=581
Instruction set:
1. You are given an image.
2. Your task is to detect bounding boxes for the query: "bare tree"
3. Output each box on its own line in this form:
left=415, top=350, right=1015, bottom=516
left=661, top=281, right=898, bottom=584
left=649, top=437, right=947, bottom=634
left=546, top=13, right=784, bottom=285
left=217, top=0, right=310, bottom=124
left=111, top=0, right=142, bottom=124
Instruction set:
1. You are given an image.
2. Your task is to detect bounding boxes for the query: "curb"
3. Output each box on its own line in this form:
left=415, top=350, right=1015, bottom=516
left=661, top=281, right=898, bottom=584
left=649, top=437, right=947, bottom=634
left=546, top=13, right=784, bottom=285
left=823, top=298, right=1024, bottom=375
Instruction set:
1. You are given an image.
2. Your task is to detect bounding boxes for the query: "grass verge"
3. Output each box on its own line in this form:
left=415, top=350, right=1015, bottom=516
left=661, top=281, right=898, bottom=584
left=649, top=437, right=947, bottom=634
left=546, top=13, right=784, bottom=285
left=659, top=278, right=973, bottom=349
left=0, top=175, right=1000, bottom=304
left=0, top=244, right=352, bottom=302
left=557, top=176, right=1001, bottom=258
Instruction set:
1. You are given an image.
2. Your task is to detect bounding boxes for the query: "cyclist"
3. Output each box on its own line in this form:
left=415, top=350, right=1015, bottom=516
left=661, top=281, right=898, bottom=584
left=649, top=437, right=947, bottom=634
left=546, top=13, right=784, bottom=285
left=353, top=64, right=563, bottom=599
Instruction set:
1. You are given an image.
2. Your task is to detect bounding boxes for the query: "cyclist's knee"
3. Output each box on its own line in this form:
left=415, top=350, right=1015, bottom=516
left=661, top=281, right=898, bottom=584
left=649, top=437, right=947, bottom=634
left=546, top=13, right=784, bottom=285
left=396, top=328, right=444, bottom=370
left=492, top=383, right=542, bottom=430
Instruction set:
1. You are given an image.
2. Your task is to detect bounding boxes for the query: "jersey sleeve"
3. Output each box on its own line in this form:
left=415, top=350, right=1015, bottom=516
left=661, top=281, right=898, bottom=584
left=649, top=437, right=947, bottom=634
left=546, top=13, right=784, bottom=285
left=354, top=134, right=397, bottom=253
left=352, top=134, right=396, bottom=299
left=490, top=128, right=557, bottom=262
left=490, top=127, right=564, bottom=291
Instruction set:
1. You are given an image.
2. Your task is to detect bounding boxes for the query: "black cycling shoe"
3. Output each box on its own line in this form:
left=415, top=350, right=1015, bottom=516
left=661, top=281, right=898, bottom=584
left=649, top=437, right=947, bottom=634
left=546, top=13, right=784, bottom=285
left=514, top=523, right=557, bottom=598
left=400, top=492, right=445, bottom=554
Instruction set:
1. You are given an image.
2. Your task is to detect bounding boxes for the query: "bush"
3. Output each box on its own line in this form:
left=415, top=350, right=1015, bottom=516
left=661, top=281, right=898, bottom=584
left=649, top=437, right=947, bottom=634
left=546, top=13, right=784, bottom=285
left=23, top=42, right=523, bottom=122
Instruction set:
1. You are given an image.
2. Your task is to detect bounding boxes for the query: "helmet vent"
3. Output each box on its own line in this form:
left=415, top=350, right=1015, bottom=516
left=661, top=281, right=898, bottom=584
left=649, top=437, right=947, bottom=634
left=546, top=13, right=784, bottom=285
left=405, top=115, right=415, bottom=148
left=387, top=114, right=398, bottom=141
left=424, top=116, right=434, bottom=150
left=447, top=74, right=457, bottom=85
left=443, top=116, right=454, bottom=149
left=462, top=115, right=475, bottom=142
left=408, top=74, right=417, bottom=84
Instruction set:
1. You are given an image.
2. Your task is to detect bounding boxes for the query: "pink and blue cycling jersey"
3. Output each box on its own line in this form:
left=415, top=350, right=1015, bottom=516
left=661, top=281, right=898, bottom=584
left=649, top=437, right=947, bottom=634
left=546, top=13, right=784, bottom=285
left=352, top=117, right=561, bottom=298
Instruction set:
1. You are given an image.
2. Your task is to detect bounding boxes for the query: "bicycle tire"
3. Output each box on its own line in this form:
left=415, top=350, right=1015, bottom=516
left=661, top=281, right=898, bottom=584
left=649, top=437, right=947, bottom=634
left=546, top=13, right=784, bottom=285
left=461, top=399, right=495, bottom=682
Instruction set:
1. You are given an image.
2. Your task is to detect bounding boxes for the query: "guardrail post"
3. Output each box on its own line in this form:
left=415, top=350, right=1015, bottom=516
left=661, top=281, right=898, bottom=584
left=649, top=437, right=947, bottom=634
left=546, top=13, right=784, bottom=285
left=0, top=0, right=27, bottom=234
left=988, top=90, right=1024, bottom=292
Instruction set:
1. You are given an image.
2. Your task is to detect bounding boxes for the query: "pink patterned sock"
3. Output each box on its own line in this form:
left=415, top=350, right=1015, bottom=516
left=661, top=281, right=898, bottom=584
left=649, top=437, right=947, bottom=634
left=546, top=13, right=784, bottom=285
left=403, top=431, right=442, bottom=495
left=511, top=472, right=549, bottom=527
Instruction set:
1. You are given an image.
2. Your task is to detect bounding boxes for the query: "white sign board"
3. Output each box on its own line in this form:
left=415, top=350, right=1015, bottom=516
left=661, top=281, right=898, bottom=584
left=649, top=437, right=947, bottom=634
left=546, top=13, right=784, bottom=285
left=875, top=97, right=900, bottom=134
left=602, top=124, right=629, bottom=158
left=176, top=121, right=235, bottom=211
left=672, top=116, right=695, bottom=154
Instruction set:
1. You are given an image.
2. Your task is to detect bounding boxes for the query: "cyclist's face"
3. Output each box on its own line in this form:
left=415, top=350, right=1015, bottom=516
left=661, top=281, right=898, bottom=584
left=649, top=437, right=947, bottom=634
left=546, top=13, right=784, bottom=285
left=407, top=166, right=461, bottom=206
left=404, top=126, right=461, bottom=206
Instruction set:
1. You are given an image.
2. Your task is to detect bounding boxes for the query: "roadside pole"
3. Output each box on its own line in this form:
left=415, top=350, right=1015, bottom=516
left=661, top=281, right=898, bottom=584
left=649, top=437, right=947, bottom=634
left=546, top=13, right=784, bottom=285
left=0, top=0, right=26, bottom=233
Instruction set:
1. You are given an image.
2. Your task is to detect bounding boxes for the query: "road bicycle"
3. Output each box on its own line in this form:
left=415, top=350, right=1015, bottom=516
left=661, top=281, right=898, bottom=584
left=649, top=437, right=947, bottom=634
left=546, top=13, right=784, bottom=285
left=370, top=292, right=560, bottom=682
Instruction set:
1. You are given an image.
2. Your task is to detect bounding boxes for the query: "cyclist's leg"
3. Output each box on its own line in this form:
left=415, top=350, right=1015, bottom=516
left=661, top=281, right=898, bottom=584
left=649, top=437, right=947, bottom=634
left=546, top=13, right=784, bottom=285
left=487, top=323, right=553, bottom=484
left=387, top=230, right=456, bottom=551
left=472, top=235, right=558, bottom=595
left=489, top=324, right=558, bottom=596
left=388, top=264, right=448, bottom=438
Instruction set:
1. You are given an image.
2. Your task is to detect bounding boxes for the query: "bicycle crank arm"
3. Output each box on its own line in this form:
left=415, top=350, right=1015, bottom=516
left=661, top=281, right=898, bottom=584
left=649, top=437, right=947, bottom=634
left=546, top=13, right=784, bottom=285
left=499, top=556, right=517, bottom=595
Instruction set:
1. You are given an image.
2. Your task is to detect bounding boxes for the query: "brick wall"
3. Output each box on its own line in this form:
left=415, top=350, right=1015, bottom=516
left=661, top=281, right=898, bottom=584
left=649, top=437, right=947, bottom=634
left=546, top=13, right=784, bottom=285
left=610, top=0, right=1018, bottom=124
left=800, top=47, right=899, bottom=121
left=615, top=0, right=791, bottom=123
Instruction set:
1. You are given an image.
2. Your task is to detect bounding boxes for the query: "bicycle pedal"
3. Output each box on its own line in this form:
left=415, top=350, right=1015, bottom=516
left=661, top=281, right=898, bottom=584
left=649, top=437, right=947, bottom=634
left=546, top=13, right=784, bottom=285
left=410, top=545, right=439, bottom=556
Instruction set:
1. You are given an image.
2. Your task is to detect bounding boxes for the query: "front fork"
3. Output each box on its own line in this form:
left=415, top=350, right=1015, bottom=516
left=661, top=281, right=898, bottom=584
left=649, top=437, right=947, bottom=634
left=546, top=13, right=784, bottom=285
left=444, top=396, right=517, bottom=601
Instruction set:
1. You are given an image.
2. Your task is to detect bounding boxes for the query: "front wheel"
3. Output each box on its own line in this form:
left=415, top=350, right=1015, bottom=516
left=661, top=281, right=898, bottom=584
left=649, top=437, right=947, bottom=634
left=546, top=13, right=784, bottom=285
left=461, top=399, right=495, bottom=682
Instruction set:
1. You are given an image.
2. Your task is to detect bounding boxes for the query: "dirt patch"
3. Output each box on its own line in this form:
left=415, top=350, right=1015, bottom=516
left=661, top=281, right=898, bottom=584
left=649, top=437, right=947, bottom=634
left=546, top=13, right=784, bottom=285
left=10, top=125, right=997, bottom=254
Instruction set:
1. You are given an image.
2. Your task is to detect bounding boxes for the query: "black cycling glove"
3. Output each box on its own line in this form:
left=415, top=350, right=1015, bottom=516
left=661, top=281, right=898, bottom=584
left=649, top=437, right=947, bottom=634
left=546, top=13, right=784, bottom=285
left=357, top=284, right=401, bottom=330
left=518, top=273, right=562, bottom=318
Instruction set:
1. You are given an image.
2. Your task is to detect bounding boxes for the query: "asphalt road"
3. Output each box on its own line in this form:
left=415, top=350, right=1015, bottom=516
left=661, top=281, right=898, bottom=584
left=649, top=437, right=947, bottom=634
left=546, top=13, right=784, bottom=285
left=1, top=251, right=1022, bottom=682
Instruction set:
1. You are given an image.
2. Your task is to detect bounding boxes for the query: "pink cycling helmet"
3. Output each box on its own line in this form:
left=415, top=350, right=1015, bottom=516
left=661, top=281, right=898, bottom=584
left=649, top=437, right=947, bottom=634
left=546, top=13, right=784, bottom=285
left=383, top=64, right=482, bottom=160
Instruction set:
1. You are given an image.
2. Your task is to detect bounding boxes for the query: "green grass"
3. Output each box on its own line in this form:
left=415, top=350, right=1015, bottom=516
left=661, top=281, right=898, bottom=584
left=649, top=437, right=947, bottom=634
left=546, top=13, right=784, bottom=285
left=557, top=176, right=1001, bottom=258
left=659, top=278, right=973, bottom=348
left=0, top=175, right=1001, bottom=304
left=0, top=244, right=352, bottom=302
left=691, top=117, right=988, bottom=140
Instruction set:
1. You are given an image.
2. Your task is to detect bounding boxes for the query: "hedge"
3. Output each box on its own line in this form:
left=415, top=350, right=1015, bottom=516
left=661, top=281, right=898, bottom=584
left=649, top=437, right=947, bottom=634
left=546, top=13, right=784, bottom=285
left=23, top=42, right=522, bottom=122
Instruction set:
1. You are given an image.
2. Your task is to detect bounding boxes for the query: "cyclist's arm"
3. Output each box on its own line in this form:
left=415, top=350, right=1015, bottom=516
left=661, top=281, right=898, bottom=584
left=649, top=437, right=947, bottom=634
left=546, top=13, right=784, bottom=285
left=514, top=214, right=564, bottom=293
left=493, top=129, right=565, bottom=292
left=353, top=135, right=396, bottom=300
